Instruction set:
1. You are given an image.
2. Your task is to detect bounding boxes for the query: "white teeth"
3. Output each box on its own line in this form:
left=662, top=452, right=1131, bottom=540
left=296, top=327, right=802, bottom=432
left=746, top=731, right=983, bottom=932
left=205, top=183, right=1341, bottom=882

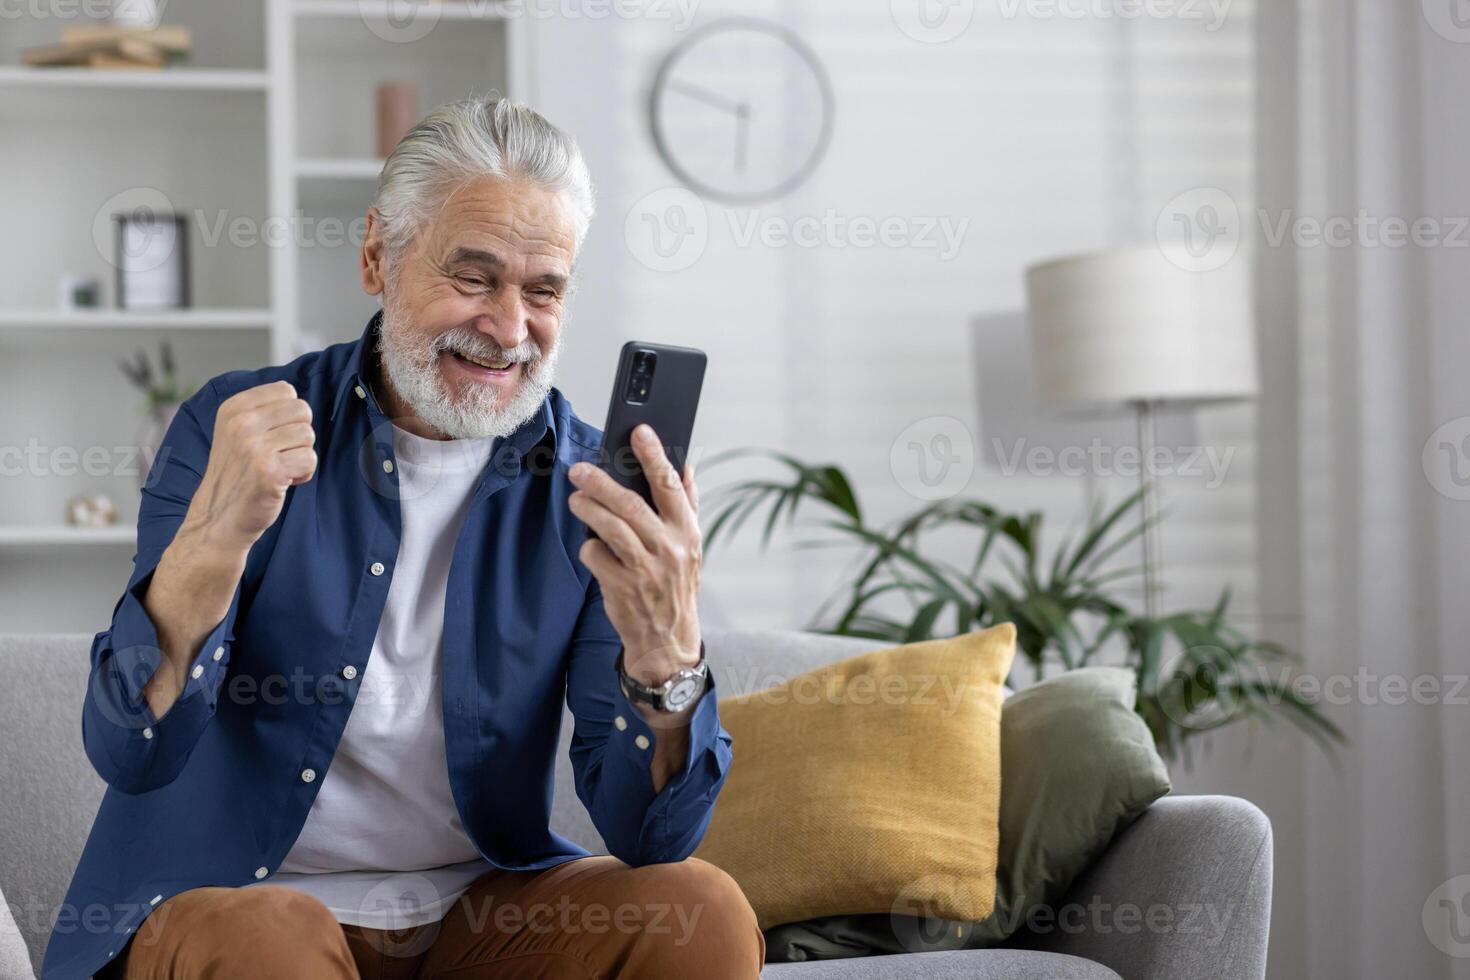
left=458, top=352, right=512, bottom=370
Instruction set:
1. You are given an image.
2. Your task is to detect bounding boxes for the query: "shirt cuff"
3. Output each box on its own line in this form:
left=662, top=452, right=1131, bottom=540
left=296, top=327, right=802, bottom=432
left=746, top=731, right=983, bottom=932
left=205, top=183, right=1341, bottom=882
left=104, top=566, right=239, bottom=723
left=604, top=666, right=726, bottom=802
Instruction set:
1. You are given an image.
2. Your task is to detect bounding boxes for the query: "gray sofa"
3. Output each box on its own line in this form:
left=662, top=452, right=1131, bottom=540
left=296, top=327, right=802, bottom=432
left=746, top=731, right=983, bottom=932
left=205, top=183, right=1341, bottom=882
left=0, top=631, right=1272, bottom=980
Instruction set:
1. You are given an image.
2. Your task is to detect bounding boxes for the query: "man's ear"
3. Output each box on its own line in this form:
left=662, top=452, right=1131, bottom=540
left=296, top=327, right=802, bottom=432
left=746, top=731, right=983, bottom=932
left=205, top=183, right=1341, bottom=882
left=361, top=208, right=388, bottom=297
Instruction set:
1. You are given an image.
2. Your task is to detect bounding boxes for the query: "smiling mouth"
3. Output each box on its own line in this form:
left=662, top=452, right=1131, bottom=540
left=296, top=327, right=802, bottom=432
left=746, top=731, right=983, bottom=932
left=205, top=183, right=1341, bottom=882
left=450, top=350, right=516, bottom=372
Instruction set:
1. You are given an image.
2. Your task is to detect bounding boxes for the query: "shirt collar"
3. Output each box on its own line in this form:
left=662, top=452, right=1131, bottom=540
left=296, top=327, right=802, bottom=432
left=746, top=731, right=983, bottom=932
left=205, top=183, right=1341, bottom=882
left=329, top=310, right=559, bottom=458
left=329, top=310, right=382, bottom=423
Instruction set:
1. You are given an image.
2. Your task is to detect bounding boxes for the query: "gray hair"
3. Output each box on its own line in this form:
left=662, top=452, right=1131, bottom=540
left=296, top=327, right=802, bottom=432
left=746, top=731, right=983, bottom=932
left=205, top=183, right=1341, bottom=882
left=372, top=95, right=595, bottom=258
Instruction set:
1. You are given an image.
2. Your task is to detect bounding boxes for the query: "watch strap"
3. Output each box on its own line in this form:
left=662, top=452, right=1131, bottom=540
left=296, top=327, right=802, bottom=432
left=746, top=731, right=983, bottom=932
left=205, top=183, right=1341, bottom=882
left=616, top=644, right=708, bottom=712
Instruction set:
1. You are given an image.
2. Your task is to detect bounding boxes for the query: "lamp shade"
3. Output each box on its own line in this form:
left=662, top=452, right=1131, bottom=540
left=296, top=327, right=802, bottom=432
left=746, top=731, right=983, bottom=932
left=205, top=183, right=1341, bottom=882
left=1024, top=246, right=1258, bottom=411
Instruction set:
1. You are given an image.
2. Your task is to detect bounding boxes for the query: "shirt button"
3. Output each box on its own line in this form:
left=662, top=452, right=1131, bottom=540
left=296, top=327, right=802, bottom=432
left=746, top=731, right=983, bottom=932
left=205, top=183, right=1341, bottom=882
left=190, top=664, right=204, bottom=680
left=342, top=665, right=358, bottom=680
left=354, top=385, right=366, bottom=400
left=382, top=459, right=394, bottom=474
left=212, top=646, right=224, bottom=662
left=634, top=735, right=651, bottom=750
left=254, top=867, right=269, bottom=880
left=370, top=562, right=385, bottom=577
left=149, top=894, right=162, bottom=906
left=301, top=768, right=316, bottom=783
left=614, top=715, right=628, bottom=732
left=142, top=727, right=153, bottom=740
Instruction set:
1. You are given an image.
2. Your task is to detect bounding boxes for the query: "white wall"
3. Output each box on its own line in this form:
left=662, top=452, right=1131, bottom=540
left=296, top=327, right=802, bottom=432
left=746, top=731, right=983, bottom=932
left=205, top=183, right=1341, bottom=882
left=528, top=0, right=1262, bottom=640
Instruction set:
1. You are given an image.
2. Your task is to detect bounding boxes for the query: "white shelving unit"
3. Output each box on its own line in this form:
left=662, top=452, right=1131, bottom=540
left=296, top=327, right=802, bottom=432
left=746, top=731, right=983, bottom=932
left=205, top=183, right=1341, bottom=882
left=0, top=309, right=273, bottom=331
left=0, top=526, right=136, bottom=548
left=0, top=0, right=529, bottom=632
left=0, top=66, right=270, bottom=91
left=295, top=158, right=386, bottom=180
left=296, top=0, right=515, bottom=19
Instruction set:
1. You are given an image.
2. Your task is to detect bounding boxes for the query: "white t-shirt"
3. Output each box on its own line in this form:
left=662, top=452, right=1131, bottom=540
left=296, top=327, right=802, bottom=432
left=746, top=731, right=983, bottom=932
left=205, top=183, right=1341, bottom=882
left=259, top=425, right=500, bottom=929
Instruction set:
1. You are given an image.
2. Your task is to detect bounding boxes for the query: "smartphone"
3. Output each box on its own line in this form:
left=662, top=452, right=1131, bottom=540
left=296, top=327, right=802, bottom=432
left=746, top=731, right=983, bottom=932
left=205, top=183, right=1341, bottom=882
left=594, top=341, right=706, bottom=520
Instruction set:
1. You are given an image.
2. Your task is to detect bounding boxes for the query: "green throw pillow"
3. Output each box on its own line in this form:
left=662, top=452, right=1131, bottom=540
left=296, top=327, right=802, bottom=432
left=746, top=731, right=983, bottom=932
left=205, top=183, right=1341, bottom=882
left=764, top=666, right=1171, bottom=962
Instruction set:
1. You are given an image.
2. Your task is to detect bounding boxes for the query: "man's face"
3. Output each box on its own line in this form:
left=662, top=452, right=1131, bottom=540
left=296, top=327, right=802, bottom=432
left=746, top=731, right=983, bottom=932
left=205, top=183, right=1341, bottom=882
left=369, top=176, right=579, bottom=439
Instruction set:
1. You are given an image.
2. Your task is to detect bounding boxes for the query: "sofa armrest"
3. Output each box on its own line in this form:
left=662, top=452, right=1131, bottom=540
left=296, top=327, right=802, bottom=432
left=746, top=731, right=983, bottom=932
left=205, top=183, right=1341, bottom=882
left=1004, top=795, right=1272, bottom=980
left=0, top=881, right=37, bottom=980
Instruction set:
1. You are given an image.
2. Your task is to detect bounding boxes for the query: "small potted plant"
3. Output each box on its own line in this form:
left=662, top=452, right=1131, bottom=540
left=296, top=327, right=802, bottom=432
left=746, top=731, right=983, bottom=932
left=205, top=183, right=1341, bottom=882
left=118, top=340, right=194, bottom=484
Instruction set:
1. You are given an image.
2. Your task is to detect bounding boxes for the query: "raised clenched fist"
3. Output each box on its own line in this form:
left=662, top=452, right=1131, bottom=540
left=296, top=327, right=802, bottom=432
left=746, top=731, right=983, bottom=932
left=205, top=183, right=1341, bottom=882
left=185, top=380, right=317, bottom=552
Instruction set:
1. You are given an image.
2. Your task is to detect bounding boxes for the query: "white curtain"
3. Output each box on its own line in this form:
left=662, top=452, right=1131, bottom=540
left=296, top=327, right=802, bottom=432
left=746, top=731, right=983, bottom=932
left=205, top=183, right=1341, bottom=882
left=1253, top=0, right=1470, bottom=976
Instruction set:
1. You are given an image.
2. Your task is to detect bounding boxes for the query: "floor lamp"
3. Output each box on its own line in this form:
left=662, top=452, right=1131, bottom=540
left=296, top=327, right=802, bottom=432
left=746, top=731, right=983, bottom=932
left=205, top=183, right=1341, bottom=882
left=1023, top=246, right=1258, bottom=619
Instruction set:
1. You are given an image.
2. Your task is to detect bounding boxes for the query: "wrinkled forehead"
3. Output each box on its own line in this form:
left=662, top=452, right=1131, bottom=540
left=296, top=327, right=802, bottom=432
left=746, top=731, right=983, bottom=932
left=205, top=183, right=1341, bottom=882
left=416, top=176, right=580, bottom=274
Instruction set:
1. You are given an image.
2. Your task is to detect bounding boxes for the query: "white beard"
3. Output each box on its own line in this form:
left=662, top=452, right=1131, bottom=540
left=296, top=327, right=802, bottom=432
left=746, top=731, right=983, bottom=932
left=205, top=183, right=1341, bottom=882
left=376, top=296, right=559, bottom=440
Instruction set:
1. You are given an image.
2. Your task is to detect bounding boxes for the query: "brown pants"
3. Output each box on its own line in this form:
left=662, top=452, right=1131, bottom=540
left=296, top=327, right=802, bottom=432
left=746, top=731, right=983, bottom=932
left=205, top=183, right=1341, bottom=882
left=99, top=856, right=765, bottom=979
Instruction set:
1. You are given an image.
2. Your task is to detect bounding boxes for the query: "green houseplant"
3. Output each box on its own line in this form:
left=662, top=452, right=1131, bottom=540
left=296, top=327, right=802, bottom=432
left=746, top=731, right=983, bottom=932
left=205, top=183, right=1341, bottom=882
left=119, top=340, right=196, bottom=485
left=703, top=449, right=1342, bottom=761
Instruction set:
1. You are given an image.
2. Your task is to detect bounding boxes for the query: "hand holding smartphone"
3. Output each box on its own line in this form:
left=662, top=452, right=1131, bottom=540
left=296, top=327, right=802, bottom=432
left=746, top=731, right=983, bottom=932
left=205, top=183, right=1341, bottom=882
left=590, top=342, right=706, bottom=534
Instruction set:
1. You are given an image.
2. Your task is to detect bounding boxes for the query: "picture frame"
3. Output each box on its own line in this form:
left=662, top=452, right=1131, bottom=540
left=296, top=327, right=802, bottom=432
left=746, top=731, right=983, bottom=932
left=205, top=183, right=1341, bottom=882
left=113, top=210, right=190, bottom=310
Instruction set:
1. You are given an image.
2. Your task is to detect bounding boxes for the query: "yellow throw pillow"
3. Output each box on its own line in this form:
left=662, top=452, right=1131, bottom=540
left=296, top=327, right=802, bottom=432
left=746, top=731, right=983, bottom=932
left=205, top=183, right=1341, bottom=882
left=694, top=624, right=1016, bottom=930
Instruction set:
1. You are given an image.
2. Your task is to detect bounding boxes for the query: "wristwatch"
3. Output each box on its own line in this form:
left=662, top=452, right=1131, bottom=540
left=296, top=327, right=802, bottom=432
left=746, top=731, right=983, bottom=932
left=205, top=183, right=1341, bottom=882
left=616, top=646, right=709, bottom=714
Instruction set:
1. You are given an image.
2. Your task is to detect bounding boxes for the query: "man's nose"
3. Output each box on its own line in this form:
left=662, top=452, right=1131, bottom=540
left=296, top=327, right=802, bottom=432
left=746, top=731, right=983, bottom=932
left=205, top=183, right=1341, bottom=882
left=472, top=291, right=529, bottom=350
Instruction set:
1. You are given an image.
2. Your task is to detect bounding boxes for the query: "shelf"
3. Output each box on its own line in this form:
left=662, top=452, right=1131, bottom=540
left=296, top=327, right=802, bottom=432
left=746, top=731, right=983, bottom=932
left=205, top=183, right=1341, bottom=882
left=0, top=526, right=135, bottom=548
left=295, top=0, right=513, bottom=20
left=297, top=158, right=385, bottom=181
left=0, top=309, right=273, bottom=331
left=0, top=67, right=269, bottom=92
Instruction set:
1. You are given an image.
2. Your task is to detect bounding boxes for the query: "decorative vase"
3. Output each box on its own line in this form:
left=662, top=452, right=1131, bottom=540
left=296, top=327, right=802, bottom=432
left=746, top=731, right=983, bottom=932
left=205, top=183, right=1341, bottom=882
left=376, top=81, right=421, bottom=159
left=137, top=403, right=179, bottom=485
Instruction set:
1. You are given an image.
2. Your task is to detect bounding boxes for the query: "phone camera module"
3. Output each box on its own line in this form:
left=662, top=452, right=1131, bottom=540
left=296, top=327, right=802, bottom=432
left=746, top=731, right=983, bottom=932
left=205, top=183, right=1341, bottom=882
left=625, top=350, right=657, bottom=405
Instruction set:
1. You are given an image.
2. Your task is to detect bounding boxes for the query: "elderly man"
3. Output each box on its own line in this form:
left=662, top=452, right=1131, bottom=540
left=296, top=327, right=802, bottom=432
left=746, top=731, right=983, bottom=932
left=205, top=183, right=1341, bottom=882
left=43, top=98, right=762, bottom=980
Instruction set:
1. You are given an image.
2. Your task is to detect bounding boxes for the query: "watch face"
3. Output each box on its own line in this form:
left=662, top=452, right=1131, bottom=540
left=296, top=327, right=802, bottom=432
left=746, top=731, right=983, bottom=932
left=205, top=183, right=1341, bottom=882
left=667, top=676, right=701, bottom=709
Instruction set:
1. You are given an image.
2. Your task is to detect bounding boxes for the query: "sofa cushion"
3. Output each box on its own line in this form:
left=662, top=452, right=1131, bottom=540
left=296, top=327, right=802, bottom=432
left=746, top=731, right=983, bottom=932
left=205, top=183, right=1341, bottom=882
left=550, top=629, right=885, bottom=852
left=981, top=667, right=1171, bottom=932
left=761, top=949, right=1120, bottom=979
left=0, top=634, right=104, bottom=974
left=765, top=667, right=1171, bottom=960
left=694, top=626, right=1016, bottom=929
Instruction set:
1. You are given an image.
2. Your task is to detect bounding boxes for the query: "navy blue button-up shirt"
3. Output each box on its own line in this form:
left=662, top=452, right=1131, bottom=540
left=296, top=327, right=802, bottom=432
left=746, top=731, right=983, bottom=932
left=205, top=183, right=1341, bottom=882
left=42, top=315, right=731, bottom=980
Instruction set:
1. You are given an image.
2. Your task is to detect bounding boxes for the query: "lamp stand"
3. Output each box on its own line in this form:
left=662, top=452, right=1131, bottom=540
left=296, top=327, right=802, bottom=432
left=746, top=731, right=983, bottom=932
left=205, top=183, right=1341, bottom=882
left=1133, top=400, right=1163, bottom=620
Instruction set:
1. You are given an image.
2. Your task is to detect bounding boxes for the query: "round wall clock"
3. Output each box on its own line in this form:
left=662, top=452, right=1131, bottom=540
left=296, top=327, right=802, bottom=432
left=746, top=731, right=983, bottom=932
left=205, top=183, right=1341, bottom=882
left=649, top=18, right=834, bottom=204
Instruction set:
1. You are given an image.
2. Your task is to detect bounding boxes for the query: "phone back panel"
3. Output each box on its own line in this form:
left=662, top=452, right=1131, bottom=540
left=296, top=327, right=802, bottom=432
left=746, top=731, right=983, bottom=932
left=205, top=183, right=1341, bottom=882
left=597, top=341, right=707, bottom=509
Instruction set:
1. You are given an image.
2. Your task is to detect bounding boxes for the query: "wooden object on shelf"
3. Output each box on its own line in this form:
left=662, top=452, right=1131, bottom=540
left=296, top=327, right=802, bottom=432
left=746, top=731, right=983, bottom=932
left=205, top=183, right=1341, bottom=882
left=88, top=53, right=162, bottom=70
left=22, top=24, right=191, bottom=68
left=90, top=40, right=167, bottom=70
left=23, top=38, right=128, bottom=66
left=60, top=24, right=193, bottom=54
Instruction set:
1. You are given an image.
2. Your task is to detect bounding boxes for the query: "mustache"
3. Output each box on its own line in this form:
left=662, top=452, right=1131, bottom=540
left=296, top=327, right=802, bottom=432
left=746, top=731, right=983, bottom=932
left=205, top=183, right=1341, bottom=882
left=430, top=327, right=543, bottom=365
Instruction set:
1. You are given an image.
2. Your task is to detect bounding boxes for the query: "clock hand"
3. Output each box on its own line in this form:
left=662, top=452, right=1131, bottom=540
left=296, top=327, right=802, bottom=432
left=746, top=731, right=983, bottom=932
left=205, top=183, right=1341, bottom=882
left=734, top=102, right=750, bottom=174
left=669, top=79, right=743, bottom=115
